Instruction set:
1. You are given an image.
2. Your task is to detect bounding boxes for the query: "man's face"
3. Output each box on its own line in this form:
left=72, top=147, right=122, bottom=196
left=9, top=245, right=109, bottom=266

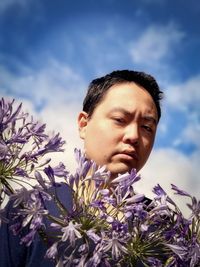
left=78, top=82, right=158, bottom=177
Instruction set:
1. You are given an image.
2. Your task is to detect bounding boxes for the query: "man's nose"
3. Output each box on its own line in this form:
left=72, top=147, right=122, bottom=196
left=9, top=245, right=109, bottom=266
left=122, top=124, right=139, bottom=145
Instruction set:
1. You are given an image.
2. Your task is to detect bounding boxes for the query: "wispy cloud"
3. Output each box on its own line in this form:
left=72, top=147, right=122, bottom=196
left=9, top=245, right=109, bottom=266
left=165, top=75, right=200, bottom=148
left=1, top=58, right=86, bottom=171
left=1, top=59, right=86, bottom=108
left=166, top=75, right=200, bottom=112
left=129, top=23, right=185, bottom=68
left=0, top=0, right=31, bottom=13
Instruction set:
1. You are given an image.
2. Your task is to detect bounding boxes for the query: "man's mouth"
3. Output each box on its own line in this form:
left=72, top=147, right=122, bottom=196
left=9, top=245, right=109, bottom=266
left=116, top=150, right=139, bottom=161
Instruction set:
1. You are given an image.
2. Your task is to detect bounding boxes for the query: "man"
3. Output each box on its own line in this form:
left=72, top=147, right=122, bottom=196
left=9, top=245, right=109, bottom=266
left=78, top=70, right=162, bottom=177
left=0, top=70, right=162, bottom=266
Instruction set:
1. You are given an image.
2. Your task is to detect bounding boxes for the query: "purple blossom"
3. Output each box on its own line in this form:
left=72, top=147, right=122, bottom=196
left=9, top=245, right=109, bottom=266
left=125, top=193, right=145, bottom=204
left=10, top=222, right=22, bottom=235
left=44, top=165, right=56, bottom=186
left=0, top=141, right=9, bottom=160
left=9, top=187, right=31, bottom=207
left=28, top=122, right=48, bottom=144
left=86, top=244, right=103, bottom=267
left=165, top=243, right=188, bottom=260
left=153, top=184, right=176, bottom=206
left=91, top=199, right=106, bottom=211
left=1, top=97, right=200, bottom=266
left=153, top=184, right=167, bottom=196
left=187, top=197, right=200, bottom=217
left=61, top=221, right=82, bottom=246
left=111, top=168, right=140, bottom=189
left=35, top=170, right=49, bottom=189
left=18, top=193, right=48, bottom=228
left=87, top=229, right=101, bottom=243
left=103, top=231, right=128, bottom=260
left=52, top=162, right=69, bottom=178
left=146, top=257, right=162, bottom=267
left=14, top=167, right=28, bottom=177
left=99, top=189, right=110, bottom=196
left=20, top=229, right=37, bottom=246
left=31, top=134, right=65, bottom=158
left=0, top=99, right=23, bottom=131
left=171, top=184, right=191, bottom=198
left=46, top=242, right=58, bottom=259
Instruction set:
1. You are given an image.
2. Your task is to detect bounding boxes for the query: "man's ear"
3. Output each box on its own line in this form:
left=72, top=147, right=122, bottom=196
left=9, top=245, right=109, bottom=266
left=77, top=111, right=89, bottom=140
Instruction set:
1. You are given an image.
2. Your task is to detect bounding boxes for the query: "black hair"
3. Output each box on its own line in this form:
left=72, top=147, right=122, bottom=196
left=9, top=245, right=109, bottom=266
left=83, top=70, right=163, bottom=121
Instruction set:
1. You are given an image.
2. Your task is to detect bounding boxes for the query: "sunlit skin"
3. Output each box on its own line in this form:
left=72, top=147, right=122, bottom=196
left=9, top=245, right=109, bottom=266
left=78, top=82, right=158, bottom=178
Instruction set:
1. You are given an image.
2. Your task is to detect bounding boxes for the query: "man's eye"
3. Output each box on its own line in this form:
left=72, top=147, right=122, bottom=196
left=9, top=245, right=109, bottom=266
left=142, top=125, right=152, bottom=132
left=113, top=117, right=125, bottom=124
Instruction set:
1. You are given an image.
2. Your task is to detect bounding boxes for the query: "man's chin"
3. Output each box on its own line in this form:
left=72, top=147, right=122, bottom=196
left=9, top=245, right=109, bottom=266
left=107, top=162, right=136, bottom=177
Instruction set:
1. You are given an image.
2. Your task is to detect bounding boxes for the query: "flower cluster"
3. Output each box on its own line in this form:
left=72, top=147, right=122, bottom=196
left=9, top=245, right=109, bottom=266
left=0, top=98, right=200, bottom=267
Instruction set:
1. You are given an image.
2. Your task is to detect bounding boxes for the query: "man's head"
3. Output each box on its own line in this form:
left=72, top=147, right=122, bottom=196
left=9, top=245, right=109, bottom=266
left=78, top=70, right=163, bottom=177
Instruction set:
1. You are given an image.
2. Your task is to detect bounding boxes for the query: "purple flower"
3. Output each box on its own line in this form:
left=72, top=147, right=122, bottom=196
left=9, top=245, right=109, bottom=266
left=153, top=184, right=167, bottom=196
left=87, top=229, right=101, bottom=243
left=125, top=193, right=145, bottom=204
left=44, top=165, right=56, bottom=186
left=187, top=197, right=200, bottom=217
left=18, top=193, right=48, bottom=228
left=91, top=199, right=106, bottom=211
left=165, top=243, right=188, bottom=260
left=111, top=169, right=140, bottom=189
left=61, top=221, right=82, bottom=246
left=9, top=187, right=31, bottom=207
left=147, top=257, right=162, bottom=267
left=1, top=97, right=200, bottom=267
left=45, top=242, right=58, bottom=259
left=171, top=184, right=191, bottom=198
left=86, top=244, right=104, bottom=267
left=14, top=167, right=28, bottom=177
left=28, top=122, right=48, bottom=144
left=153, top=184, right=176, bottom=206
left=0, top=99, right=23, bottom=131
left=52, top=162, right=69, bottom=178
left=0, top=141, right=9, bottom=160
left=10, top=222, right=22, bottom=235
left=98, top=189, right=109, bottom=197
left=20, top=229, right=37, bottom=246
left=44, top=133, right=65, bottom=153
left=32, top=134, right=65, bottom=158
left=34, top=170, right=47, bottom=187
left=103, top=231, right=127, bottom=260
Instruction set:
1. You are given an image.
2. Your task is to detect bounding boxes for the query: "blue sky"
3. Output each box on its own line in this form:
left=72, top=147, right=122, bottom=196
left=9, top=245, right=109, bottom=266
left=1, top=0, right=200, bottom=211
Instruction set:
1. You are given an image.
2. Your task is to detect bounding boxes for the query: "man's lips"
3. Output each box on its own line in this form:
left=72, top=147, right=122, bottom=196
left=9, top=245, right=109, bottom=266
left=115, top=150, right=139, bottom=161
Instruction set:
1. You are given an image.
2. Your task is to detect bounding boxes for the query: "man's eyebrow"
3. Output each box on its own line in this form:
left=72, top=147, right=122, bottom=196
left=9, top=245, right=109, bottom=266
left=143, top=116, right=157, bottom=125
left=108, top=107, right=132, bottom=116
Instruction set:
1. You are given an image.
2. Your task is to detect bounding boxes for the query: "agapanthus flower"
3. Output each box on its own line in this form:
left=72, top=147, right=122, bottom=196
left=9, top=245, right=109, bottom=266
left=103, top=231, right=128, bottom=260
left=61, top=221, right=82, bottom=245
left=1, top=97, right=200, bottom=267
left=0, top=98, right=66, bottom=206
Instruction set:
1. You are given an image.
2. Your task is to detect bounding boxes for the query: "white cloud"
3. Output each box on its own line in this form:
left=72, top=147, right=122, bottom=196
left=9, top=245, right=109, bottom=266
left=129, top=23, right=184, bottom=67
left=39, top=101, right=83, bottom=172
left=1, top=59, right=86, bottom=172
left=166, top=75, right=200, bottom=112
left=164, top=75, right=200, bottom=148
left=0, top=59, right=86, bottom=108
